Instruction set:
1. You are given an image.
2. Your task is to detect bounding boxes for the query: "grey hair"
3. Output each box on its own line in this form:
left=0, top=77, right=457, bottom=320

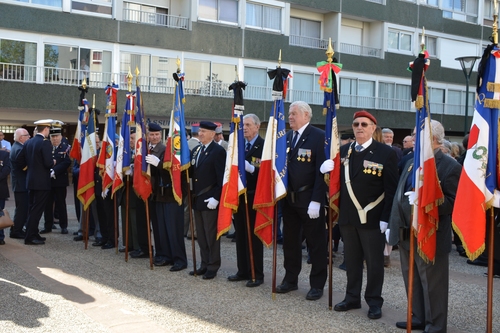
left=430, top=119, right=445, bottom=144
left=289, top=101, right=312, bottom=119
left=381, top=128, right=393, bottom=135
left=243, top=113, right=260, bottom=127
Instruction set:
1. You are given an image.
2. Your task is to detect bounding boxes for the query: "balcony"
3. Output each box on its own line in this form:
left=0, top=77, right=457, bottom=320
left=289, top=35, right=329, bottom=50
left=123, top=9, right=189, bottom=29
left=338, top=42, right=383, bottom=58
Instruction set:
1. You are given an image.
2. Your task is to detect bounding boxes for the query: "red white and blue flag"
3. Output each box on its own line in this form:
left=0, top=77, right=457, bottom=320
left=98, top=83, right=118, bottom=194
left=453, top=45, right=499, bottom=260
left=217, top=81, right=247, bottom=239
left=70, top=93, right=89, bottom=162
left=77, top=100, right=97, bottom=210
left=112, top=95, right=132, bottom=197
left=133, top=86, right=152, bottom=201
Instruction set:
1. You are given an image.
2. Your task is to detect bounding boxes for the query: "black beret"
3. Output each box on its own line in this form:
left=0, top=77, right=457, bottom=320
left=148, top=123, right=162, bottom=132
left=199, top=121, right=217, bottom=131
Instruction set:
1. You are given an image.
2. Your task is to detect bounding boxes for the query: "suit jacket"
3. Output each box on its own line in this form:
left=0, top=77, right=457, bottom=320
left=188, top=137, right=201, bottom=151
left=338, top=140, right=398, bottom=229
left=285, top=124, right=327, bottom=208
left=10, top=141, right=27, bottom=192
left=245, top=136, right=264, bottom=193
left=190, top=141, right=226, bottom=210
left=388, top=149, right=462, bottom=254
left=0, top=150, right=11, bottom=199
left=51, top=142, right=71, bottom=187
left=19, top=134, right=54, bottom=191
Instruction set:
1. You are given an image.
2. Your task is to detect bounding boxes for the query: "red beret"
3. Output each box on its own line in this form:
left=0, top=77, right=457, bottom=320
left=353, top=110, right=377, bottom=125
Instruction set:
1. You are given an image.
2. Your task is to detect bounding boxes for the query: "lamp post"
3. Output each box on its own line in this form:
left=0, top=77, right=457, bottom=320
left=455, top=56, right=480, bottom=136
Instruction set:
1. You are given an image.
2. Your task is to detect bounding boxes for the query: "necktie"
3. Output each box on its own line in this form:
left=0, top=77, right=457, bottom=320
left=196, top=145, right=205, bottom=166
left=245, top=142, right=251, bottom=152
left=291, top=131, right=299, bottom=149
left=355, top=144, right=362, bottom=152
left=149, top=145, right=153, bottom=154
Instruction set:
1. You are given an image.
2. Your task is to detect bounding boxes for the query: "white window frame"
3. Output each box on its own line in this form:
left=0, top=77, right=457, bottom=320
left=246, top=0, right=284, bottom=33
left=198, top=0, right=239, bottom=26
left=387, top=29, right=413, bottom=54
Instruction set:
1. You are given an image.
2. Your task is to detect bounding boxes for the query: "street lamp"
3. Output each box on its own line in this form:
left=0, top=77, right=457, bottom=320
left=455, top=56, right=480, bottom=136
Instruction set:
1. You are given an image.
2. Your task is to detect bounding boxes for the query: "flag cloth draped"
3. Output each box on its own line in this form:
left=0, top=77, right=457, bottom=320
left=133, top=86, right=152, bottom=201
left=216, top=81, right=247, bottom=239
left=111, top=96, right=132, bottom=197
left=97, top=83, right=118, bottom=194
left=409, top=52, right=444, bottom=263
left=317, top=60, right=342, bottom=221
left=453, top=45, right=499, bottom=260
left=253, top=68, right=289, bottom=246
left=163, top=72, right=190, bottom=205
left=70, top=87, right=89, bottom=161
left=77, top=100, right=97, bottom=210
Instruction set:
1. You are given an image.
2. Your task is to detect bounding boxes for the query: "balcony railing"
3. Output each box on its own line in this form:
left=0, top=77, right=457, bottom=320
left=123, top=9, right=189, bottom=29
left=289, top=35, right=329, bottom=50
left=0, top=62, right=471, bottom=116
left=339, top=42, right=383, bottom=58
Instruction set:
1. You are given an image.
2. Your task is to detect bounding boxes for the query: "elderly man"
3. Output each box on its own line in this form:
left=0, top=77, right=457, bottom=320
left=322, top=111, right=398, bottom=319
left=0, top=131, right=12, bottom=152
left=276, top=101, right=327, bottom=301
left=227, top=113, right=265, bottom=287
left=189, top=121, right=226, bottom=279
left=9, top=128, right=30, bottom=239
left=388, top=120, right=461, bottom=332
left=382, top=127, right=403, bottom=161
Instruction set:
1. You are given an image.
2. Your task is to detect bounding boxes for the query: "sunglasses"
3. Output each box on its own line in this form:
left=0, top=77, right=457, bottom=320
left=352, top=122, right=372, bottom=128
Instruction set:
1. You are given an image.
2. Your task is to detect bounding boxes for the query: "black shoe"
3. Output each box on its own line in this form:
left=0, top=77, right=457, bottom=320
left=231, top=238, right=236, bottom=242
left=25, top=239, right=45, bottom=245
left=154, top=259, right=173, bottom=267
left=189, top=267, right=207, bottom=276
left=92, top=241, right=106, bottom=247
left=467, top=258, right=488, bottom=267
left=10, top=232, right=26, bottom=239
left=36, top=235, right=46, bottom=241
left=39, top=229, right=52, bottom=234
left=339, top=261, right=346, bottom=271
left=101, top=242, right=115, bottom=249
left=61, top=228, right=68, bottom=234
left=52, top=225, right=57, bottom=229
left=119, top=247, right=133, bottom=253
left=305, top=288, right=323, bottom=301
left=73, top=235, right=87, bottom=241
left=333, top=300, right=361, bottom=312
left=367, top=306, right=382, bottom=319
left=202, top=270, right=217, bottom=280
left=277, top=238, right=283, bottom=244
left=275, top=281, right=298, bottom=293
left=0, top=240, right=5, bottom=245
left=170, top=264, right=187, bottom=272
left=246, top=279, right=263, bottom=287
left=73, top=231, right=79, bottom=235
left=226, top=232, right=235, bottom=238
left=227, top=274, right=248, bottom=282
left=130, top=250, right=149, bottom=258
left=395, top=320, right=425, bottom=330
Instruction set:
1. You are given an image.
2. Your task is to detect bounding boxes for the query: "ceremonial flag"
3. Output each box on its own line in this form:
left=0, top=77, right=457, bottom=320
left=409, top=52, right=443, bottom=263
left=216, top=81, right=247, bottom=239
left=317, top=57, right=342, bottom=220
left=453, top=45, right=499, bottom=260
left=77, top=99, right=97, bottom=210
left=97, top=83, right=118, bottom=194
left=111, top=98, right=132, bottom=197
left=253, top=67, right=289, bottom=246
left=163, top=72, right=190, bottom=205
left=70, top=87, right=89, bottom=161
left=133, top=86, right=152, bottom=201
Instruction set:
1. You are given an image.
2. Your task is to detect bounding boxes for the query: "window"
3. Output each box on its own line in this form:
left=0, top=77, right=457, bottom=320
left=120, top=52, right=150, bottom=88
left=292, top=72, right=322, bottom=104
left=72, top=0, right=112, bottom=16
left=244, top=67, right=270, bottom=100
left=199, top=0, right=238, bottom=24
left=485, top=0, right=494, bottom=19
left=290, top=18, right=325, bottom=49
left=246, top=2, right=281, bottom=32
left=124, top=2, right=169, bottom=25
left=20, top=0, right=62, bottom=8
left=379, top=82, right=411, bottom=111
left=429, top=87, right=445, bottom=115
left=340, top=78, right=375, bottom=109
left=442, top=0, right=478, bottom=23
left=388, top=30, right=412, bottom=52
left=92, top=51, right=102, bottom=64
left=421, top=0, right=438, bottom=6
left=447, top=89, right=474, bottom=115
left=0, top=39, right=37, bottom=82
left=419, top=35, right=437, bottom=58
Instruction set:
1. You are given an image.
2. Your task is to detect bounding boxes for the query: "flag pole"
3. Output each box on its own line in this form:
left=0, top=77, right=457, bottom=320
left=84, top=92, right=96, bottom=250
left=326, top=39, right=334, bottom=311
left=125, top=175, right=130, bottom=261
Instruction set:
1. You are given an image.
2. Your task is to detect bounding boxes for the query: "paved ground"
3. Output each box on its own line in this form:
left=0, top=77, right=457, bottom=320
left=0, top=185, right=499, bottom=333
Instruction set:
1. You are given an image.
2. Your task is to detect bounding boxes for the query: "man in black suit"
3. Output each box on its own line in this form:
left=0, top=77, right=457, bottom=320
left=189, top=121, right=226, bottom=279
left=276, top=101, right=327, bottom=301
left=388, top=120, right=461, bottom=332
left=322, top=110, right=398, bottom=319
left=19, top=119, right=55, bottom=245
left=227, top=114, right=265, bottom=287
left=9, top=128, right=31, bottom=239
left=41, top=122, right=71, bottom=234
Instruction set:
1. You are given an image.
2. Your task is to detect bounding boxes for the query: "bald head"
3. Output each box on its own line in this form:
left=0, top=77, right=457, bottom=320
left=14, top=128, right=30, bottom=144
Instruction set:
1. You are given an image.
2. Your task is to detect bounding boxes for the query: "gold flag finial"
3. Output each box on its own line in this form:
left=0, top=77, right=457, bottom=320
left=278, top=49, right=282, bottom=68
left=92, top=94, right=96, bottom=109
left=326, top=38, right=335, bottom=63
left=420, top=27, right=426, bottom=52
left=126, top=67, right=133, bottom=92
left=176, top=57, right=181, bottom=73
left=493, top=0, right=498, bottom=45
left=135, top=66, right=140, bottom=87
left=82, top=78, right=87, bottom=90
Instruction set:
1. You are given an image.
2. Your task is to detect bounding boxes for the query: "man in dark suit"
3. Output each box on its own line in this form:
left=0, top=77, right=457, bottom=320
left=0, top=148, right=11, bottom=245
left=19, top=119, right=55, bottom=245
left=227, top=114, right=265, bottom=287
left=189, top=121, right=226, bottom=279
left=322, top=110, right=398, bottom=319
left=9, top=128, right=31, bottom=239
left=388, top=120, right=461, bottom=332
left=276, top=101, right=327, bottom=301
left=41, top=122, right=71, bottom=234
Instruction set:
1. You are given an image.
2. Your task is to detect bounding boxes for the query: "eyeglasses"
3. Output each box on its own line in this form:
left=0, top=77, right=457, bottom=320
left=22, top=134, right=30, bottom=137
left=352, top=122, right=372, bottom=128
left=411, top=133, right=416, bottom=136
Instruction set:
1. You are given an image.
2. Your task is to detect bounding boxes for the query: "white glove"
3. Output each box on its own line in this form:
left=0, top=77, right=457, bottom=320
left=102, top=188, right=109, bottom=199
left=204, top=197, right=219, bottom=210
left=319, top=159, right=334, bottom=174
left=379, top=221, right=388, bottom=233
left=145, top=154, right=160, bottom=167
left=404, top=191, right=417, bottom=206
left=307, top=201, right=321, bottom=219
left=124, top=167, right=133, bottom=176
left=50, top=169, right=56, bottom=179
left=245, top=160, right=255, bottom=174
left=385, top=229, right=390, bottom=243
left=493, top=190, right=500, bottom=208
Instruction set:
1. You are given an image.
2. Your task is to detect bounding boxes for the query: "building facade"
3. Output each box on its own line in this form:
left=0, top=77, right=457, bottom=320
left=0, top=0, right=494, bottom=141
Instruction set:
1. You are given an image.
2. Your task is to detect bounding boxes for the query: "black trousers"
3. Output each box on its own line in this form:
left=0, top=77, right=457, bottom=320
left=12, top=191, right=29, bottom=234
left=135, top=198, right=151, bottom=252
left=95, top=192, right=117, bottom=244
left=44, top=186, right=68, bottom=229
left=25, top=190, right=50, bottom=242
left=155, top=201, right=187, bottom=266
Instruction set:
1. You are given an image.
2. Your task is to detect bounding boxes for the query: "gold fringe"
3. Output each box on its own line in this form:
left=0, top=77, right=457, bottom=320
left=484, top=98, right=500, bottom=109
left=486, top=82, right=500, bottom=93
left=452, top=220, right=486, bottom=261
left=415, top=95, right=424, bottom=110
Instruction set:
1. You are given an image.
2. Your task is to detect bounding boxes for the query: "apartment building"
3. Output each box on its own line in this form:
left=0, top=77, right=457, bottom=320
left=0, top=0, right=493, bottom=141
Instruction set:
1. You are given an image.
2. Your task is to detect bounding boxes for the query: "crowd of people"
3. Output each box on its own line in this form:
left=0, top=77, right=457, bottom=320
left=1, top=102, right=498, bottom=333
